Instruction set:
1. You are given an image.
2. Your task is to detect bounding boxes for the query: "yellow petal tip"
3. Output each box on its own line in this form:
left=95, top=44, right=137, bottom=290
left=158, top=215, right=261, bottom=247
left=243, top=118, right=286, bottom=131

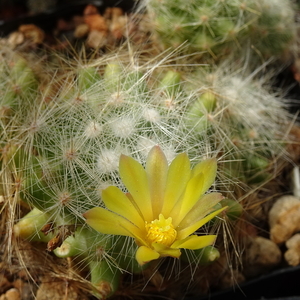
left=136, top=246, right=160, bottom=265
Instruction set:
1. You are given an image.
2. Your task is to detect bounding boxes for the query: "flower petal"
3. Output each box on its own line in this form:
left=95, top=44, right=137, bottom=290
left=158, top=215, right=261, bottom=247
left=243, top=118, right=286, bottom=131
left=161, top=153, right=191, bottom=217
left=119, top=154, right=153, bottom=222
left=171, top=172, right=205, bottom=226
left=171, top=234, right=216, bottom=250
left=171, top=158, right=219, bottom=226
left=145, top=146, right=168, bottom=218
left=102, top=186, right=144, bottom=228
left=152, top=243, right=181, bottom=258
left=177, top=206, right=227, bottom=240
left=177, top=192, right=224, bottom=230
left=191, top=158, right=217, bottom=192
left=136, top=245, right=160, bottom=265
left=83, top=207, right=144, bottom=243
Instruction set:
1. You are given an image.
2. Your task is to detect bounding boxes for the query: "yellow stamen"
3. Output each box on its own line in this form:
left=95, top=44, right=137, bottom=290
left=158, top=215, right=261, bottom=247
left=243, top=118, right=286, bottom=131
left=145, top=214, right=177, bottom=246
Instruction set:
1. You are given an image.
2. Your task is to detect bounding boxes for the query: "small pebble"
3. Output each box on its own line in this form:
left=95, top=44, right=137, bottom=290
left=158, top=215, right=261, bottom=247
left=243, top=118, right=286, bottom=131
left=285, top=233, right=300, bottom=266
left=86, top=30, right=107, bottom=49
left=74, top=24, right=89, bottom=39
left=0, top=288, right=20, bottom=300
left=19, top=24, right=45, bottom=44
left=7, top=32, right=24, bottom=47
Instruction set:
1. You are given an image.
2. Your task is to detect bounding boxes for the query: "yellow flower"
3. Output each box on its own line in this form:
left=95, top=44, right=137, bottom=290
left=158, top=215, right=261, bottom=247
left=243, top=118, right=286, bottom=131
left=84, top=146, right=226, bottom=265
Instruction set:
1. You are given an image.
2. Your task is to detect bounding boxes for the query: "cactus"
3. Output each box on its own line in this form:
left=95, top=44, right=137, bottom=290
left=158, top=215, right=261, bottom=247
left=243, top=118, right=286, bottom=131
left=183, top=61, right=292, bottom=188
left=0, top=36, right=294, bottom=299
left=144, top=0, right=296, bottom=62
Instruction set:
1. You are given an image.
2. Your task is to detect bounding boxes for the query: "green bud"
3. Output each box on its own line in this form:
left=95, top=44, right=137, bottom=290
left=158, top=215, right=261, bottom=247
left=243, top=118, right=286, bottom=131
left=89, top=259, right=121, bottom=299
left=181, top=246, right=220, bottom=265
left=158, top=70, right=181, bottom=98
left=54, top=227, right=109, bottom=258
left=215, top=19, right=235, bottom=37
left=199, top=91, right=217, bottom=112
left=10, top=56, right=29, bottom=78
left=243, top=154, right=271, bottom=184
left=192, top=33, right=216, bottom=51
left=54, top=228, right=88, bottom=258
left=15, top=66, right=38, bottom=94
left=185, top=91, right=217, bottom=132
left=195, top=245, right=220, bottom=264
left=9, top=56, right=38, bottom=96
left=77, top=66, right=101, bottom=91
left=103, top=63, right=123, bottom=93
left=13, top=208, right=53, bottom=243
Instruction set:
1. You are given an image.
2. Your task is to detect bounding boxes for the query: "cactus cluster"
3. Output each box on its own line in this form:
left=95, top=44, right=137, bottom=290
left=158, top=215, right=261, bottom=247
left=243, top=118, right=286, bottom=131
left=0, top=0, right=297, bottom=298
left=145, top=0, right=296, bottom=61
left=0, top=43, right=293, bottom=298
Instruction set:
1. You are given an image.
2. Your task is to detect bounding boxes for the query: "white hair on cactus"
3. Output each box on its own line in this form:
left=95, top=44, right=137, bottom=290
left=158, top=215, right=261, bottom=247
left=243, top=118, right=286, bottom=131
left=107, top=92, right=125, bottom=106
left=142, top=107, right=161, bottom=123
left=109, top=116, right=135, bottom=138
left=222, top=77, right=243, bottom=102
left=84, top=121, right=102, bottom=139
left=136, top=136, right=158, bottom=158
left=96, top=148, right=121, bottom=174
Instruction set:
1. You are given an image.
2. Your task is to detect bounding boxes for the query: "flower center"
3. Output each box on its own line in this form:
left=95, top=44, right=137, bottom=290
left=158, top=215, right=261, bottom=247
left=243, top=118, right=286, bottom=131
left=145, top=214, right=177, bottom=246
